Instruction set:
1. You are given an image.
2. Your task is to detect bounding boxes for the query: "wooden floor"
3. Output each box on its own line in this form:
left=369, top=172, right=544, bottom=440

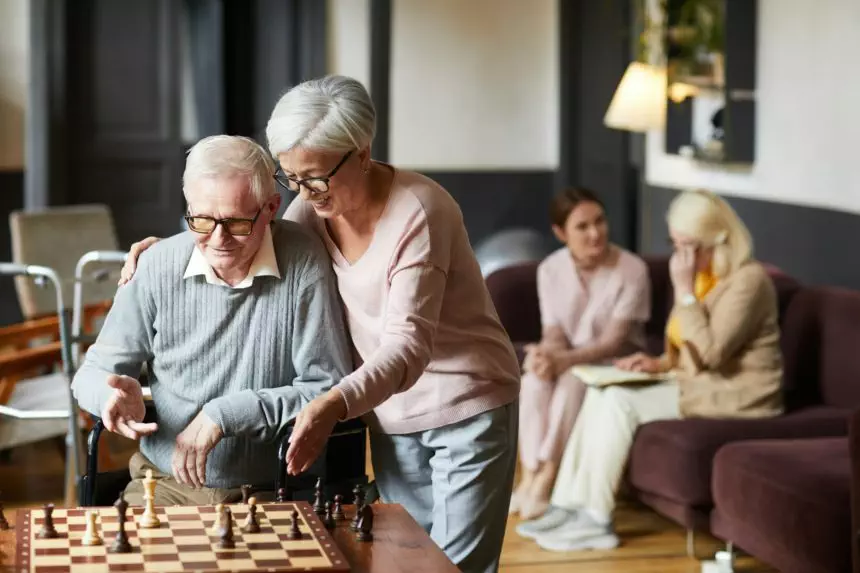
left=0, top=437, right=776, bottom=573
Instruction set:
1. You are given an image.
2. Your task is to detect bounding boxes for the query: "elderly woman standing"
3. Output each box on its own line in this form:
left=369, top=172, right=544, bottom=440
left=512, top=187, right=650, bottom=520
left=120, top=75, right=520, bottom=573
left=517, top=189, right=783, bottom=552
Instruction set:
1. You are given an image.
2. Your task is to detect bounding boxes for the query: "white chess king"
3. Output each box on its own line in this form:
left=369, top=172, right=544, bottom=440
left=137, top=469, right=161, bottom=528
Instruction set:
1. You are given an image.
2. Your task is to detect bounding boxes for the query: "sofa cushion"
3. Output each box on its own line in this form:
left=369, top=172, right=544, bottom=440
left=485, top=262, right=541, bottom=346
left=711, top=438, right=851, bottom=573
left=628, top=406, right=850, bottom=506
left=781, top=286, right=860, bottom=411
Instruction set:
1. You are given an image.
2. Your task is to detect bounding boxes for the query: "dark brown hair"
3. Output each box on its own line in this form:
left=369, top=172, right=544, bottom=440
left=549, top=187, right=604, bottom=228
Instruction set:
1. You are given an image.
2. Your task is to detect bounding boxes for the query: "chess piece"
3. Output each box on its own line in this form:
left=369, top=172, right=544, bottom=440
left=350, top=485, right=365, bottom=532
left=109, top=495, right=132, bottom=554
left=37, top=503, right=58, bottom=539
left=332, top=494, right=345, bottom=521
left=218, top=508, right=235, bottom=549
left=355, top=504, right=373, bottom=542
left=243, top=497, right=260, bottom=533
left=313, top=477, right=325, bottom=516
left=276, top=487, right=288, bottom=502
left=0, top=501, right=8, bottom=531
left=138, top=469, right=161, bottom=529
left=81, top=510, right=103, bottom=546
left=210, top=503, right=225, bottom=535
left=288, top=509, right=301, bottom=540
left=323, top=502, right=335, bottom=531
left=241, top=484, right=252, bottom=505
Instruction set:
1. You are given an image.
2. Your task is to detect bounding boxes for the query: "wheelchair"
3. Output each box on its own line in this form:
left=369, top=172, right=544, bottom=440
left=79, top=406, right=369, bottom=507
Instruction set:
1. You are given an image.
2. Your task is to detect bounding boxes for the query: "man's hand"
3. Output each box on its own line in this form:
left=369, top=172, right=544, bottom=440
left=172, top=411, right=224, bottom=489
left=285, top=389, right=347, bottom=476
left=101, top=375, right=158, bottom=440
left=118, top=236, right=161, bottom=286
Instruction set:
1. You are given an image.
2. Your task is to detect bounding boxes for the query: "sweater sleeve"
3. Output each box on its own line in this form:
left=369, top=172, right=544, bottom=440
left=71, top=255, right=156, bottom=417
left=335, top=206, right=453, bottom=419
left=202, top=245, right=353, bottom=441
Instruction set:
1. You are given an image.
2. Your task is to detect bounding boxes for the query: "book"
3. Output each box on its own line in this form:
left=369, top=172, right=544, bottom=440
left=571, top=365, right=666, bottom=388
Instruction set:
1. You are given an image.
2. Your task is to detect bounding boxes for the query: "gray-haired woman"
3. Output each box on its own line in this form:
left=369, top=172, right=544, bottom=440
left=120, top=75, right=520, bottom=573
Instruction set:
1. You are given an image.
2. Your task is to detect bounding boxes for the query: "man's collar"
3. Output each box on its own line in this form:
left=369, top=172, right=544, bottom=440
left=183, top=225, right=281, bottom=289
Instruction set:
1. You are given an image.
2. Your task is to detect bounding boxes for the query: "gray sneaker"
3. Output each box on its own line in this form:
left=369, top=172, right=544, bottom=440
left=536, top=530, right=620, bottom=552
left=515, top=506, right=576, bottom=539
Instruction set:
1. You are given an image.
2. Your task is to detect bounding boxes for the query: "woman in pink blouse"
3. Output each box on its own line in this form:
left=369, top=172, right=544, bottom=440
left=120, top=75, right=520, bottom=573
left=511, top=188, right=651, bottom=520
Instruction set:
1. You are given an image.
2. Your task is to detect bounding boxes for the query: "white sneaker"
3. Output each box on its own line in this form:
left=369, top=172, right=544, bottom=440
left=536, top=530, right=620, bottom=552
left=515, top=506, right=577, bottom=539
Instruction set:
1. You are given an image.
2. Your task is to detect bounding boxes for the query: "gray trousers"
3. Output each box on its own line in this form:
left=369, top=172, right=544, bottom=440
left=371, top=402, right=518, bottom=573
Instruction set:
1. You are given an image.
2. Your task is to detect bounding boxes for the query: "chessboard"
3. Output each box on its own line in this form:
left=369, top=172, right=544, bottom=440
left=15, top=501, right=351, bottom=572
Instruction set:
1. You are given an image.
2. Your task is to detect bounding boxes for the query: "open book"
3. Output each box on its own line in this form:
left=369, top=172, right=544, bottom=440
left=571, top=365, right=666, bottom=388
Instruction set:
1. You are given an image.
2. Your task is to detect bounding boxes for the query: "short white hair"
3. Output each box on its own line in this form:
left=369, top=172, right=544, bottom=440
left=266, top=75, right=376, bottom=156
left=183, top=135, right=276, bottom=206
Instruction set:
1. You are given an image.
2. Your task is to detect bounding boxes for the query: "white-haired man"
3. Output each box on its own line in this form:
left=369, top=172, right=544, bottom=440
left=72, top=135, right=352, bottom=506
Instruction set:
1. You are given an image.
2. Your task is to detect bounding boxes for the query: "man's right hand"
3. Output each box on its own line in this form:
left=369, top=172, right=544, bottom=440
left=118, top=236, right=161, bottom=286
left=101, top=374, right=158, bottom=440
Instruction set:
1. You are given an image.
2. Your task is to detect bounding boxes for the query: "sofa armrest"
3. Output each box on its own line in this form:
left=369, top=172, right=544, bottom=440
left=849, top=408, right=860, bottom=573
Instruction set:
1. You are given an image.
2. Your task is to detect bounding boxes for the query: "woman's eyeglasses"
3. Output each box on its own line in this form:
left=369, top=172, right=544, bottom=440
left=184, top=207, right=262, bottom=236
left=274, top=150, right=353, bottom=196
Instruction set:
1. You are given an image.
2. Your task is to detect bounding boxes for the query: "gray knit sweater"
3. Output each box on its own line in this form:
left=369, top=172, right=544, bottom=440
left=71, top=221, right=352, bottom=488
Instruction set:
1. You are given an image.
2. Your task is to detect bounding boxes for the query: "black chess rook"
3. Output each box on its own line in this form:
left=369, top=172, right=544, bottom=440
left=37, top=504, right=58, bottom=539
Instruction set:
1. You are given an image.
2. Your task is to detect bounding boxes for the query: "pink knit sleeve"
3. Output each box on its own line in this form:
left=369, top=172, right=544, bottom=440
left=335, top=208, right=453, bottom=419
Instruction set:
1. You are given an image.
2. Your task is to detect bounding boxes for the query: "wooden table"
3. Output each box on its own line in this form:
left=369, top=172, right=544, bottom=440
left=0, top=503, right=459, bottom=573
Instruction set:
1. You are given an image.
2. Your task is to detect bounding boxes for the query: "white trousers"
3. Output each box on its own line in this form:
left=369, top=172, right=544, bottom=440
left=550, top=382, right=680, bottom=519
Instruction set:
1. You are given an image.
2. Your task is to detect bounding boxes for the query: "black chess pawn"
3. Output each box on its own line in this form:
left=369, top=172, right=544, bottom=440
left=243, top=499, right=260, bottom=534
left=240, top=484, right=252, bottom=505
left=37, top=503, right=58, bottom=539
left=109, top=495, right=131, bottom=554
left=323, top=502, right=335, bottom=531
left=355, top=504, right=373, bottom=542
left=218, top=508, right=235, bottom=549
left=313, top=477, right=325, bottom=516
left=276, top=487, right=288, bottom=502
left=350, top=485, right=365, bottom=532
left=0, top=501, right=9, bottom=531
left=288, top=509, right=301, bottom=540
left=332, top=494, right=345, bottom=521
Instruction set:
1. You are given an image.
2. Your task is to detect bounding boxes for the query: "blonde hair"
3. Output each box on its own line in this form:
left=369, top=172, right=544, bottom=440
left=266, top=75, right=376, bottom=156
left=183, top=135, right=276, bottom=206
left=667, top=189, right=753, bottom=278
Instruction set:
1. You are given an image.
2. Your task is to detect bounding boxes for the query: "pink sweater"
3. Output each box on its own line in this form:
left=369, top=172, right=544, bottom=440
left=284, top=167, right=521, bottom=434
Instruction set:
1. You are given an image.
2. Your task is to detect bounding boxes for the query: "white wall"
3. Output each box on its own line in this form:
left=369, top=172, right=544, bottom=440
left=0, top=0, right=28, bottom=171
left=646, top=0, right=860, bottom=214
left=327, top=0, right=371, bottom=95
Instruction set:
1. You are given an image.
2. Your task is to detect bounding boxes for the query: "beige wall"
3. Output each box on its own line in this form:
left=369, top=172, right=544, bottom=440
left=0, top=0, right=28, bottom=171
left=646, top=0, right=860, bottom=214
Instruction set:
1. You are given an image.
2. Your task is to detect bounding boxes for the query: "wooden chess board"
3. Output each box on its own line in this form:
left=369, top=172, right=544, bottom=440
left=15, top=502, right=350, bottom=572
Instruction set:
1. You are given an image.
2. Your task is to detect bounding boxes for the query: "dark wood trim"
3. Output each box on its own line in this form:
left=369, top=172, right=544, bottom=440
left=26, top=0, right=68, bottom=209
left=369, top=0, right=391, bottom=162
left=556, top=0, right=583, bottom=190
left=223, top=0, right=255, bottom=136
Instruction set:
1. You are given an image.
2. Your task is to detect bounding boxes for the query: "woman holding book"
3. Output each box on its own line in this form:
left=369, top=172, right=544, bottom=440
left=511, top=187, right=651, bottom=520
left=517, top=189, right=784, bottom=552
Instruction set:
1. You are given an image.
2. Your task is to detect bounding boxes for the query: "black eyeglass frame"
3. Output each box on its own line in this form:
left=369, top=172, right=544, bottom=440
left=274, top=150, right=354, bottom=196
left=184, top=206, right=264, bottom=236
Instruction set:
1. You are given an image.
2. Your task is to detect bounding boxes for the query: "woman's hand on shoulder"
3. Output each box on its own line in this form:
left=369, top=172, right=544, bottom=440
left=118, top=236, right=162, bottom=286
left=614, top=352, right=662, bottom=374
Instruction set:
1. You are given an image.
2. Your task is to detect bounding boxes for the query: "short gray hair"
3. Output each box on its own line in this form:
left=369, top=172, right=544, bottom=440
left=266, top=75, right=377, bottom=156
left=183, top=135, right=276, bottom=206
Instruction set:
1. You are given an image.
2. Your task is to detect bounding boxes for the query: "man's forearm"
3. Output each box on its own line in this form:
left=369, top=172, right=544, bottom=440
left=70, top=361, right=117, bottom=417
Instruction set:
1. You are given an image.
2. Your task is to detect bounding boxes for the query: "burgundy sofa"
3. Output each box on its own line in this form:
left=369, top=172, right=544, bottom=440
left=707, top=288, right=860, bottom=573
left=484, top=258, right=855, bottom=533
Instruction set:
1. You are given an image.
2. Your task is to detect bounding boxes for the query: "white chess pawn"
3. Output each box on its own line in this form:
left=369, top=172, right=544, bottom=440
left=210, top=503, right=225, bottom=535
left=137, top=469, right=161, bottom=528
left=81, top=510, right=102, bottom=546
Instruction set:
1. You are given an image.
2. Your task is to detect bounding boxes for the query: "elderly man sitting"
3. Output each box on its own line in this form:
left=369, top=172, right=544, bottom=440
left=71, top=135, right=352, bottom=506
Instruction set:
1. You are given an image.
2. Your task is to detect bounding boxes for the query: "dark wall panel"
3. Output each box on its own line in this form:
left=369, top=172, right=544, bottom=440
left=0, top=172, right=25, bottom=325
left=641, top=186, right=860, bottom=291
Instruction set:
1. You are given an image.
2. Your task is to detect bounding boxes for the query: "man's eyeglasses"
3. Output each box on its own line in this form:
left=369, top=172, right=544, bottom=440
left=184, top=207, right=263, bottom=236
left=274, top=150, right=353, bottom=196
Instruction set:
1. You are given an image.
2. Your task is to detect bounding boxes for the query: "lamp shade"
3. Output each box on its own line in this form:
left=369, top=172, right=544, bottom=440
left=603, top=62, right=667, bottom=132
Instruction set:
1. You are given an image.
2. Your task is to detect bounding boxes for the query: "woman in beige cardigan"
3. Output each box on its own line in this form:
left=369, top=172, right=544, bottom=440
left=516, top=189, right=783, bottom=552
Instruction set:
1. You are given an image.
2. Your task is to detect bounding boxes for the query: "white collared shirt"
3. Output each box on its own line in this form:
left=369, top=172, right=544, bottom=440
left=183, top=225, right=281, bottom=288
